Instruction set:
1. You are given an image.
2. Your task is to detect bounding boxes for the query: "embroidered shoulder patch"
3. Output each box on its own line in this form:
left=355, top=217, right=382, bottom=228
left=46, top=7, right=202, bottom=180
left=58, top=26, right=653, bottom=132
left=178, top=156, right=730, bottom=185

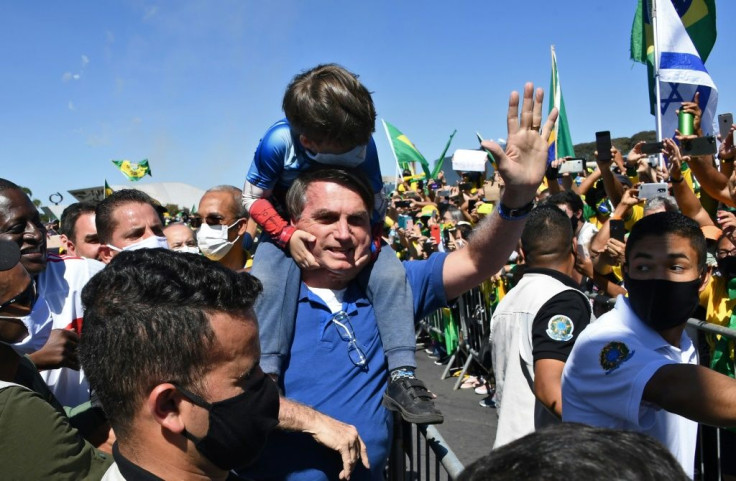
left=546, top=315, right=574, bottom=341
left=599, top=341, right=635, bottom=375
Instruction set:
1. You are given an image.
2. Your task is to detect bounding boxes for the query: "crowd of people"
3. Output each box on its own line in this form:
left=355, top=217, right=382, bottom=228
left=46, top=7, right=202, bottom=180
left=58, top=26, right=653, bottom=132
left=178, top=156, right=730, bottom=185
left=2, top=61, right=736, bottom=480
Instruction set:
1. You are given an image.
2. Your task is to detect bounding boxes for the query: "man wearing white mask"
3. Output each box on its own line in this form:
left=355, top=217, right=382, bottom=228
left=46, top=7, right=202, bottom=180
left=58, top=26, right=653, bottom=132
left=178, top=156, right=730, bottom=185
left=197, top=185, right=250, bottom=271
left=163, top=222, right=200, bottom=255
left=96, top=189, right=170, bottom=263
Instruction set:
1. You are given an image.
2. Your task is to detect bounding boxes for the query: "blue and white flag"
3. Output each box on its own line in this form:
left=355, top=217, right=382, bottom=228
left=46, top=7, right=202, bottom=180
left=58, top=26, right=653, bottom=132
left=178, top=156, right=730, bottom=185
left=655, top=0, right=717, bottom=137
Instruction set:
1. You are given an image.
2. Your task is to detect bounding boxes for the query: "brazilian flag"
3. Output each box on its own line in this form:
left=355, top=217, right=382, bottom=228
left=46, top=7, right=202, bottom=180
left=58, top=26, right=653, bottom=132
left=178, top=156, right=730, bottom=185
left=112, top=159, right=152, bottom=181
left=382, top=120, right=431, bottom=178
left=104, top=180, right=113, bottom=198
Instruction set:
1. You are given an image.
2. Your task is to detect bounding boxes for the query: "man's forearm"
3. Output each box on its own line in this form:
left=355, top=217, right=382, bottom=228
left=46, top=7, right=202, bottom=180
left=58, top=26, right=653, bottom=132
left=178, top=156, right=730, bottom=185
left=645, top=364, right=736, bottom=427
left=278, top=397, right=318, bottom=432
left=689, top=156, right=732, bottom=204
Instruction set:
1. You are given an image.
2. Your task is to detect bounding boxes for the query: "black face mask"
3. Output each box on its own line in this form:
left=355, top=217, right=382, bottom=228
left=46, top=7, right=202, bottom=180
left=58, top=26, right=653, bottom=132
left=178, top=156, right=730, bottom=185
left=624, top=273, right=702, bottom=331
left=717, top=256, right=736, bottom=279
left=175, top=370, right=280, bottom=470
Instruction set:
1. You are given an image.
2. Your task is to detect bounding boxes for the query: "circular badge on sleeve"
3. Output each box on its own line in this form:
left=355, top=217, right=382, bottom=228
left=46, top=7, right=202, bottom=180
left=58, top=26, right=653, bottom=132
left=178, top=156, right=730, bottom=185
left=546, top=315, right=574, bottom=341
left=599, top=341, right=635, bottom=375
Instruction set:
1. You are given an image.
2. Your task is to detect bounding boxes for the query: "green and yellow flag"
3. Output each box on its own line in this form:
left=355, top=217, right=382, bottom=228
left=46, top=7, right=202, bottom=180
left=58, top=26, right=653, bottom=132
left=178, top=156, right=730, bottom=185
left=104, top=180, right=113, bottom=198
left=431, top=130, right=456, bottom=179
left=112, top=159, right=152, bottom=181
left=382, top=120, right=431, bottom=178
left=630, top=0, right=716, bottom=115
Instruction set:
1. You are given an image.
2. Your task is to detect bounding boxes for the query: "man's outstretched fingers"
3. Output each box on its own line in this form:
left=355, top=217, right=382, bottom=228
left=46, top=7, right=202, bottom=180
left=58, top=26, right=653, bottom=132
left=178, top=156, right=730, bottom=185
left=519, top=82, right=535, bottom=131
left=541, top=107, right=559, bottom=143
left=532, top=87, right=544, bottom=131
left=507, top=90, right=520, bottom=135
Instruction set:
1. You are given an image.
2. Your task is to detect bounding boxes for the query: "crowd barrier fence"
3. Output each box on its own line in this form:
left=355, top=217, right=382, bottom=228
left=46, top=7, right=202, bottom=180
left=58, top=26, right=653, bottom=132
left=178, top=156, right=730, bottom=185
left=416, top=284, right=736, bottom=480
left=386, top=413, right=465, bottom=481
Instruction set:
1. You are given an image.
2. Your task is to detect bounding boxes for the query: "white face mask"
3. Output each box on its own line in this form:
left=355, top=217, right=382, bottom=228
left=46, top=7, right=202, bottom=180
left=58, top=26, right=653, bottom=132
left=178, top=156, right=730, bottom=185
left=305, top=144, right=367, bottom=167
left=196, top=220, right=241, bottom=261
left=7, top=294, right=50, bottom=353
left=108, top=235, right=170, bottom=253
left=173, top=245, right=201, bottom=255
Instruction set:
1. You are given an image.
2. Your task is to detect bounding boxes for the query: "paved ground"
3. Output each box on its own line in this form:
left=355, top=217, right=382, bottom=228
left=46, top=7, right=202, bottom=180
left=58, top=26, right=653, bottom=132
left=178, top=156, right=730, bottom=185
left=414, top=346, right=497, bottom=468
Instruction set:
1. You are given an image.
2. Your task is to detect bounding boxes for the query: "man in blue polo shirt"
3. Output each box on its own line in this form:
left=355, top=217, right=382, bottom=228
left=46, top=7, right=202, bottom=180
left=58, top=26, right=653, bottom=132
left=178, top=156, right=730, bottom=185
left=242, top=82, right=558, bottom=481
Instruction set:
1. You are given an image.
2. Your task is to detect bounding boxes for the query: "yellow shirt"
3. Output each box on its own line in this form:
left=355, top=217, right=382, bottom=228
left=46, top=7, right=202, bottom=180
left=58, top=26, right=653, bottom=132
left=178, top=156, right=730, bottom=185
left=698, top=276, right=736, bottom=359
left=624, top=204, right=644, bottom=232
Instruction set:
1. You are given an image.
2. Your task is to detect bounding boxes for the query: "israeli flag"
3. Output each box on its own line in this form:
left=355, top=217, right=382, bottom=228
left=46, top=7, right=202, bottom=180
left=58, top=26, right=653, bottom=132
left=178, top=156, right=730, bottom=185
left=655, top=0, right=718, bottom=137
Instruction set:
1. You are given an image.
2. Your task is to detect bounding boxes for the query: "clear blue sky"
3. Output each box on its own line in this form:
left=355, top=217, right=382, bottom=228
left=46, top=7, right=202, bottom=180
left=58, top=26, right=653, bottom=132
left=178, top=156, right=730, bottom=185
left=2, top=1, right=734, bottom=207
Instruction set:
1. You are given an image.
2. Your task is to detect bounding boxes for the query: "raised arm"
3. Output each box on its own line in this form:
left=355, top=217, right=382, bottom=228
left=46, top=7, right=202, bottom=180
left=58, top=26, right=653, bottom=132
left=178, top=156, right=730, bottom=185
left=644, top=364, right=736, bottom=428
left=443, top=83, right=558, bottom=299
left=663, top=138, right=715, bottom=227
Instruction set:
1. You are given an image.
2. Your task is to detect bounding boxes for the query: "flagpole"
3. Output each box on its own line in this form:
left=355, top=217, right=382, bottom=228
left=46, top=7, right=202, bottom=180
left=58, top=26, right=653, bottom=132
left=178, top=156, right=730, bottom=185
left=651, top=0, right=664, bottom=143
left=382, top=119, right=403, bottom=184
left=551, top=45, right=558, bottom=160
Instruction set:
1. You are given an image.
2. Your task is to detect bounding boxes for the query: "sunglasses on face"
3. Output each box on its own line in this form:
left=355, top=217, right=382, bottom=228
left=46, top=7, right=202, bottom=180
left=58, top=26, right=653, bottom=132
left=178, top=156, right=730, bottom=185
left=0, top=280, right=38, bottom=319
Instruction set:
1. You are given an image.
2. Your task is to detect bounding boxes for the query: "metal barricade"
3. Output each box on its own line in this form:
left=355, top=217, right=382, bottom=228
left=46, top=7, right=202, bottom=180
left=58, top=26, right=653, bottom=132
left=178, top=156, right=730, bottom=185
left=439, top=287, right=493, bottom=389
left=685, top=318, right=736, bottom=481
left=387, top=413, right=465, bottom=481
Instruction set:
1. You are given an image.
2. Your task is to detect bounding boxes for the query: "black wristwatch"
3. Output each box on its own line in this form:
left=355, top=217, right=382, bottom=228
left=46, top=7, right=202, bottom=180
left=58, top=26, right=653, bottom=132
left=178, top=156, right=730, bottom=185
left=497, top=200, right=535, bottom=221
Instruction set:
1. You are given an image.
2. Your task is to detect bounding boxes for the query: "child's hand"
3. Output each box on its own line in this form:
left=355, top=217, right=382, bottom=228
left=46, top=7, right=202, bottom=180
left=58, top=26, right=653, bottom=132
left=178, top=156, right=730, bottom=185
left=289, top=229, right=319, bottom=270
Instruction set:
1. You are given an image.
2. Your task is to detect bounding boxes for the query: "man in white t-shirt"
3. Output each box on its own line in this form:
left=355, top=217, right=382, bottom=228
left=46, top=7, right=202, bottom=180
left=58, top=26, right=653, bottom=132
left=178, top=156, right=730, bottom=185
left=0, top=178, right=104, bottom=407
left=562, top=212, right=736, bottom=478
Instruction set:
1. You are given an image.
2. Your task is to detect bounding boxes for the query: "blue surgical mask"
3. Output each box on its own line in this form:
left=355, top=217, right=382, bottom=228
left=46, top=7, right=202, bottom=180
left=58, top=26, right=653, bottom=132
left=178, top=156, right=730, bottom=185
left=305, top=144, right=367, bottom=167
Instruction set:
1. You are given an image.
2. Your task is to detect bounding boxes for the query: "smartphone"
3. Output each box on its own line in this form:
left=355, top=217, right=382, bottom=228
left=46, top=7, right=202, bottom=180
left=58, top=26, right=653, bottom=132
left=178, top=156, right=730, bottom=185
left=437, top=189, right=451, bottom=198
left=394, top=200, right=412, bottom=208
left=422, top=239, right=434, bottom=251
left=398, top=214, right=410, bottom=229
left=458, top=182, right=472, bottom=191
left=558, top=158, right=585, bottom=175
left=638, top=182, right=669, bottom=200
left=467, top=199, right=478, bottom=212
left=640, top=141, right=664, bottom=155
left=430, top=224, right=441, bottom=244
left=719, top=113, right=733, bottom=140
left=595, top=131, right=612, bottom=162
left=610, top=219, right=626, bottom=242
left=680, top=136, right=717, bottom=157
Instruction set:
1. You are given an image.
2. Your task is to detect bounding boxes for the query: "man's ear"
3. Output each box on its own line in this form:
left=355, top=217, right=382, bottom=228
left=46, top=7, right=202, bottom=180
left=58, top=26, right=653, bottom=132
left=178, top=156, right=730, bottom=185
left=59, top=235, right=75, bottom=256
left=147, top=383, right=187, bottom=434
left=98, top=245, right=115, bottom=265
left=236, top=218, right=248, bottom=237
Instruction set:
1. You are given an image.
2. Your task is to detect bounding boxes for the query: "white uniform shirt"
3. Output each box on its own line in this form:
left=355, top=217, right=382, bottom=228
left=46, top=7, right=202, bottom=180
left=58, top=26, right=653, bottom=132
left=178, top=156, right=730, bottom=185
left=562, top=295, right=698, bottom=478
